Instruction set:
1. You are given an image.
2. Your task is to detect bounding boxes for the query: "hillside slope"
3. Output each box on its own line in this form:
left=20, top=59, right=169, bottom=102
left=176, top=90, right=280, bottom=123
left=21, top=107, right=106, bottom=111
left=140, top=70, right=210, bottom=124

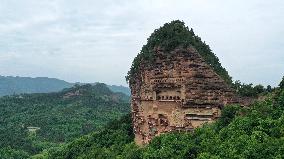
left=0, top=83, right=130, bottom=157
left=45, top=88, right=284, bottom=159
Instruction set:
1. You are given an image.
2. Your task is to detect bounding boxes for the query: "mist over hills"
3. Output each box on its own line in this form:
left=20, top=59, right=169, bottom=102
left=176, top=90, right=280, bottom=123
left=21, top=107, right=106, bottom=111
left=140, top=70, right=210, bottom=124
left=0, top=76, right=130, bottom=96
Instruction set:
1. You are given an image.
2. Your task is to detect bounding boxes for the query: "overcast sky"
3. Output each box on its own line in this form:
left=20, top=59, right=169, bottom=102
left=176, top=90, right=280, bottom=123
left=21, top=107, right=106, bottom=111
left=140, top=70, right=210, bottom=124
left=0, top=0, right=283, bottom=87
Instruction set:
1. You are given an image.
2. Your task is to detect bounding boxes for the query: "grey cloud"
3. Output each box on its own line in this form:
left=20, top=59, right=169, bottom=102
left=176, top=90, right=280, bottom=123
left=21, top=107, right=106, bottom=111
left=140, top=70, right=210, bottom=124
left=0, top=0, right=283, bottom=86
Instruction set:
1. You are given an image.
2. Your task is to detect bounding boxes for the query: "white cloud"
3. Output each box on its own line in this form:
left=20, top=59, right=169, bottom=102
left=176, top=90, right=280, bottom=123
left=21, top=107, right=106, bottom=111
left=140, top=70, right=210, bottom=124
left=0, top=0, right=283, bottom=86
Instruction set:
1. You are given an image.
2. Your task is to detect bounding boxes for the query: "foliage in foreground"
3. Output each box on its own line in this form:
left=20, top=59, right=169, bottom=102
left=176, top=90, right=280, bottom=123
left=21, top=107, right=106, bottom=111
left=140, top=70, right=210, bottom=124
left=45, top=115, right=134, bottom=159
left=45, top=88, right=284, bottom=159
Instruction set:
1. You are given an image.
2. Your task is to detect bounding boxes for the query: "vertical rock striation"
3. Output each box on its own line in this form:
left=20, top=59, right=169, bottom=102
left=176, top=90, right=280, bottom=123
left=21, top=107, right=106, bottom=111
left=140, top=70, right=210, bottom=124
left=130, top=46, right=238, bottom=145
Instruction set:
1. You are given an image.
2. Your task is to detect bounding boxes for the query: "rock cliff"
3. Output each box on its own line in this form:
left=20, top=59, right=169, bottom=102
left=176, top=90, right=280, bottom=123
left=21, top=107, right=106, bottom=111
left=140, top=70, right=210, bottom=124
left=128, top=20, right=238, bottom=145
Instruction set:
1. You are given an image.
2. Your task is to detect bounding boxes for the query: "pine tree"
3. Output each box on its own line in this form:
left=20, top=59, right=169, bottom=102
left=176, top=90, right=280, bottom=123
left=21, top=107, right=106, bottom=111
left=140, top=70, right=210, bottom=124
left=279, top=76, right=284, bottom=89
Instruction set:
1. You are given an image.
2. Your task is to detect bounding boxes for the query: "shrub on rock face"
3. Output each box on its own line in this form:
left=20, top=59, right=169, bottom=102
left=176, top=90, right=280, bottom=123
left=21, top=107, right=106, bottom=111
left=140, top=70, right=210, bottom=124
left=216, top=105, right=241, bottom=129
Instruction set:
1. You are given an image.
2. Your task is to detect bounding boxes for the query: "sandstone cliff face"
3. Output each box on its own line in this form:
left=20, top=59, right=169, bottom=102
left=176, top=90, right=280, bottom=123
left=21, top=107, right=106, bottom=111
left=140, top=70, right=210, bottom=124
left=130, top=47, right=238, bottom=145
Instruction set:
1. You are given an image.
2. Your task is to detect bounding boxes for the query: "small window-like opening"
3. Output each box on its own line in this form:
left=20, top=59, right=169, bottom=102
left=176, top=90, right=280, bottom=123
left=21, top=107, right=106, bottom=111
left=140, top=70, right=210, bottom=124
left=162, top=96, right=164, bottom=100
left=169, top=96, right=172, bottom=100
left=166, top=96, right=168, bottom=100
left=173, top=96, right=176, bottom=100
left=177, top=96, right=180, bottom=100
left=157, top=96, right=161, bottom=100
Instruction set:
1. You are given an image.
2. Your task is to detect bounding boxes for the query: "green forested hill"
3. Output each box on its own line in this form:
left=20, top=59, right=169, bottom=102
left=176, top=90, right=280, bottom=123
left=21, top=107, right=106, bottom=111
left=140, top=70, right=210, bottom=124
left=44, top=88, right=284, bottom=159
left=0, top=76, right=130, bottom=96
left=0, top=83, right=130, bottom=158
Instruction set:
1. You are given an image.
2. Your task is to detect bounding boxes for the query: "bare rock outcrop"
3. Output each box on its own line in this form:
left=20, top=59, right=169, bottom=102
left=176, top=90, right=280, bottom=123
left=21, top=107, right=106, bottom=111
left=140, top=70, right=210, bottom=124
left=130, top=46, right=238, bottom=145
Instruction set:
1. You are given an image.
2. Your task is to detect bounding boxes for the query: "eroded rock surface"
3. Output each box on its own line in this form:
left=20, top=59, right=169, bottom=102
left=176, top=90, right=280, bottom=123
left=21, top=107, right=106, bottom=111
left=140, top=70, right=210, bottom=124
left=130, top=47, right=238, bottom=145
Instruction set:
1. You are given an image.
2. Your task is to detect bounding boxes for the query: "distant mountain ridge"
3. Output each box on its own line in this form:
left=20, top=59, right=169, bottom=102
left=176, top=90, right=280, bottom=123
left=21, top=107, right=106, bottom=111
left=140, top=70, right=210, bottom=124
left=107, top=85, right=131, bottom=96
left=0, top=76, right=130, bottom=96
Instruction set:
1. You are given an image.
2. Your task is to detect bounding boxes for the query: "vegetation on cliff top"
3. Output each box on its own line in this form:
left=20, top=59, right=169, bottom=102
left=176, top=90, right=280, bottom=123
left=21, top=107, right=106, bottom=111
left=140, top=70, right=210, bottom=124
left=126, top=20, right=232, bottom=84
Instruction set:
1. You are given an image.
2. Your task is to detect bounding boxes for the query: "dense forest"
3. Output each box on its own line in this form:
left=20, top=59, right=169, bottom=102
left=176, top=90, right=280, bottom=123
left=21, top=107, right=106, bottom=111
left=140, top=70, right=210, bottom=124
left=37, top=78, right=284, bottom=159
left=0, top=83, right=130, bottom=158
left=0, top=76, right=130, bottom=96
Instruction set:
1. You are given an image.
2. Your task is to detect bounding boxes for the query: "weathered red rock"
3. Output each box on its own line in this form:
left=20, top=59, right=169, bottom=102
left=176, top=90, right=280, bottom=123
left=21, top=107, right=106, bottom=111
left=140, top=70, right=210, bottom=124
left=129, top=46, right=238, bottom=145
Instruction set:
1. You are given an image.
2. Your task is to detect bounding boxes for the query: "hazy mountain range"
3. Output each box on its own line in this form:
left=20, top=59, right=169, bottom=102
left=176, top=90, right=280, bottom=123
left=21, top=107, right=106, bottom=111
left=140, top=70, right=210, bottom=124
left=0, top=76, right=130, bottom=96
